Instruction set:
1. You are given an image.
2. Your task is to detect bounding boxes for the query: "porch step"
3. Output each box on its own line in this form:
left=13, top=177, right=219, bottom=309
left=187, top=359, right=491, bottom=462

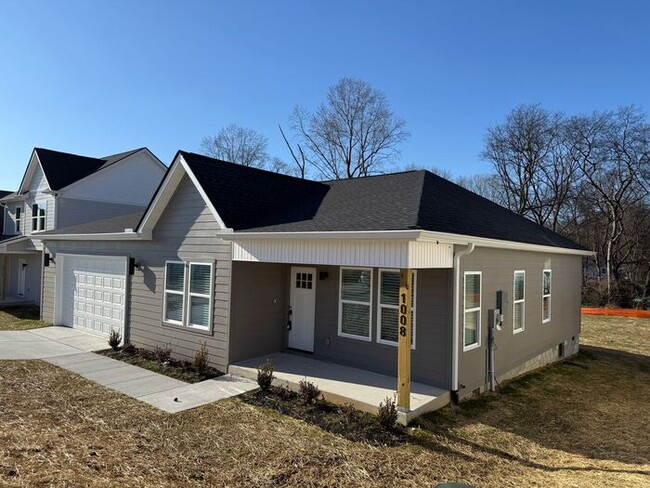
left=229, top=352, right=450, bottom=425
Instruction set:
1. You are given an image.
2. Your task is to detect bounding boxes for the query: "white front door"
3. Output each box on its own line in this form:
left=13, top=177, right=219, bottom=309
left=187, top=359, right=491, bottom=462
left=17, top=259, right=27, bottom=296
left=288, top=266, right=316, bottom=352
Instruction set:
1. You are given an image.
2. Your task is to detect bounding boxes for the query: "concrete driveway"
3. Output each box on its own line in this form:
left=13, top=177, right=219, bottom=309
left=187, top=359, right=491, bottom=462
left=0, top=325, right=257, bottom=413
left=0, top=326, right=107, bottom=359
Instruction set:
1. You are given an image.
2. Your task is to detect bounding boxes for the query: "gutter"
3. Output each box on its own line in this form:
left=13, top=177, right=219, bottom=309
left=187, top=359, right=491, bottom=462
left=37, top=229, right=152, bottom=241
left=451, top=242, right=475, bottom=403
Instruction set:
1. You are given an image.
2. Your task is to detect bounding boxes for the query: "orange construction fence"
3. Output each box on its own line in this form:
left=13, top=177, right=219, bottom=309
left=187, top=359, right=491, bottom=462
left=581, top=307, right=650, bottom=319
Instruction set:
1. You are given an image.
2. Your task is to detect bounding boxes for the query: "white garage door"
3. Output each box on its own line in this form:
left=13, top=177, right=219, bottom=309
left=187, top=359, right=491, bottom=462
left=58, top=254, right=127, bottom=338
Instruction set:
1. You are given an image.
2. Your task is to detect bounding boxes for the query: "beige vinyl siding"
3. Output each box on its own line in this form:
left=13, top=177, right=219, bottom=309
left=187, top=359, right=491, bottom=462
left=456, top=246, right=582, bottom=399
left=42, top=175, right=232, bottom=371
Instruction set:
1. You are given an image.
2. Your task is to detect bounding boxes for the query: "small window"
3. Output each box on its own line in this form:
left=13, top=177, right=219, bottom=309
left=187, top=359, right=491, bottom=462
left=164, top=262, right=185, bottom=324
left=464, top=271, right=481, bottom=350
left=15, top=206, right=22, bottom=233
left=188, top=263, right=213, bottom=329
left=164, top=261, right=214, bottom=330
left=543, top=269, right=552, bottom=323
left=338, top=267, right=372, bottom=340
left=295, top=272, right=313, bottom=289
left=378, top=269, right=416, bottom=347
left=31, top=203, right=46, bottom=232
left=513, top=270, right=525, bottom=333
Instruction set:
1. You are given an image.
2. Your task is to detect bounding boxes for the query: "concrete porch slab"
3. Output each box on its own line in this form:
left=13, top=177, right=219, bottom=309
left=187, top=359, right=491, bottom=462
left=229, top=352, right=450, bottom=425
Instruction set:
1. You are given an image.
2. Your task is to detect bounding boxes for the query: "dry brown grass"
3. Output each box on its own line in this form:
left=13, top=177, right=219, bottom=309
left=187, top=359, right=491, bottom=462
left=0, top=315, right=648, bottom=487
left=580, top=314, right=650, bottom=356
left=0, top=306, right=46, bottom=331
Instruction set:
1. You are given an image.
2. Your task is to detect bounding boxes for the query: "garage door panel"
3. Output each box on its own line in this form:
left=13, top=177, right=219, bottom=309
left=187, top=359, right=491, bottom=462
left=59, top=255, right=126, bottom=339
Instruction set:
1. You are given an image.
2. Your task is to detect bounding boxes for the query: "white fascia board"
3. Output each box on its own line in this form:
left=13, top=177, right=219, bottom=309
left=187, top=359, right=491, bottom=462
left=136, top=154, right=232, bottom=235
left=17, top=151, right=52, bottom=194
left=222, top=229, right=592, bottom=256
left=40, top=230, right=151, bottom=241
left=221, top=230, right=423, bottom=241
left=178, top=154, right=230, bottom=231
left=417, top=230, right=594, bottom=256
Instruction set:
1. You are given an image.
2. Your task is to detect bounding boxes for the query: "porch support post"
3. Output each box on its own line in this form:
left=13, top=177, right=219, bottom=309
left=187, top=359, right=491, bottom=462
left=1, top=255, right=6, bottom=301
left=397, top=268, right=412, bottom=411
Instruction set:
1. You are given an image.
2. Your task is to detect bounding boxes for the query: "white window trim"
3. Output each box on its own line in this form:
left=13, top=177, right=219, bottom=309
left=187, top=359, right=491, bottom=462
left=31, top=201, right=46, bottom=233
left=163, top=260, right=186, bottom=326
left=338, top=266, right=373, bottom=341
left=14, top=205, right=23, bottom=234
left=513, top=270, right=525, bottom=334
left=376, top=269, right=417, bottom=349
left=187, top=262, right=214, bottom=331
left=542, top=269, right=552, bottom=324
left=463, top=271, right=482, bottom=352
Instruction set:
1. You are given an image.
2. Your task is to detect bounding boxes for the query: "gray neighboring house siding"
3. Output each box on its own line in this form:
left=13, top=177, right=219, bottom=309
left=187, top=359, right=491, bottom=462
left=457, top=247, right=582, bottom=399
left=42, top=175, right=233, bottom=371
left=56, top=198, right=146, bottom=229
left=228, top=262, right=453, bottom=388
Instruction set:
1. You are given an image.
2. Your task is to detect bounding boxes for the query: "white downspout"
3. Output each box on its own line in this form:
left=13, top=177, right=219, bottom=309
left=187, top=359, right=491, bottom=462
left=452, top=242, right=475, bottom=401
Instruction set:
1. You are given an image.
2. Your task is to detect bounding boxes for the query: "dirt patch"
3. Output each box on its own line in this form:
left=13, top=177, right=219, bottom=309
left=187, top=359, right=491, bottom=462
left=0, top=305, right=47, bottom=331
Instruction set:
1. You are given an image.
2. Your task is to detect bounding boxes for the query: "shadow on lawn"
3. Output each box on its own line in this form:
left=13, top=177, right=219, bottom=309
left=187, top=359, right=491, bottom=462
left=0, top=305, right=40, bottom=321
left=415, top=346, right=650, bottom=469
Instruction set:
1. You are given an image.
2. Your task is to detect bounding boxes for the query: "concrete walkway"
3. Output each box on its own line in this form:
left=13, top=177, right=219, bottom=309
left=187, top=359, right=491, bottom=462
left=0, top=326, right=257, bottom=413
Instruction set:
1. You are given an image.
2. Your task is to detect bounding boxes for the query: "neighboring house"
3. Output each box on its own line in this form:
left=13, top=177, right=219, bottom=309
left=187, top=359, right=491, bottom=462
left=40, top=151, right=591, bottom=410
left=0, top=147, right=166, bottom=306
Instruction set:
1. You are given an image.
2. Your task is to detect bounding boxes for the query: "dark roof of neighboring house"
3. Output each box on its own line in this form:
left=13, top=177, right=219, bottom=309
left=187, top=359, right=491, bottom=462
left=39, top=211, right=144, bottom=236
left=179, top=151, right=586, bottom=251
left=33, top=147, right=145, bottom=190
left=0, top=190, right=12, bottom=200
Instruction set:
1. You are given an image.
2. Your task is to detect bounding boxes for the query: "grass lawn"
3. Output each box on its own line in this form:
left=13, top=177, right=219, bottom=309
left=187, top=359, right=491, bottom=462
left=0, top=305, right=47, bottom=331
left=0, top=316, right=648, bottom=487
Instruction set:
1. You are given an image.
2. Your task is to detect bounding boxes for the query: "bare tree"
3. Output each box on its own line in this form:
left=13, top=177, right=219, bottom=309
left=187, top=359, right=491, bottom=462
left=565, top=106, right=650, bottom=298
left=455, top=173, right=507, bottom=206
left=289, top=77, right=409, bottom=179
left=201, top=124, right=269, bottom=168
left=279, top=124, right=307, bottom=178
left=481, top=104, right=576, bottom=231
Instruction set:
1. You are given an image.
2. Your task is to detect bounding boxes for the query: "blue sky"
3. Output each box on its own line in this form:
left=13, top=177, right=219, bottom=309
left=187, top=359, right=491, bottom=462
left=0, top=1, right=649, bottom=188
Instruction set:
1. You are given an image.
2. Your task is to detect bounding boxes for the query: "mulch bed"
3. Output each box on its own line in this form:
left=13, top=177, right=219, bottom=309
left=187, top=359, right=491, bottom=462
left=98, top=348, right=223, bottom=384
left=582, top=307, right=650, bottom=318
left=240, top=386, right=407, bottom=447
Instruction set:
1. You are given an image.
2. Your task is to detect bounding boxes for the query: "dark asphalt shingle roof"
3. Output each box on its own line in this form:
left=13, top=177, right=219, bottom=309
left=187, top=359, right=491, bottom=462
left=180, top=151, right=586, bottom=251
left=0, top=190, right=12, bottom=200
left=39, top=211, right=144, bottom=236
left=34, top=147, right=144, bottom=190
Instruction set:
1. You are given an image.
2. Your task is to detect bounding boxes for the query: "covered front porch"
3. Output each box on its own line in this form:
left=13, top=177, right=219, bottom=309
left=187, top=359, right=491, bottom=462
left=229, top=352, right=450, bottom=425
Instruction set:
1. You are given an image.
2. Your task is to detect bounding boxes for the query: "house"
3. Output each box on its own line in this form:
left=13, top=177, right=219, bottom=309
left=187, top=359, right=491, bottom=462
left=0, top=147, right=166, bottom=306
left=39, top=151, right=591, bottom=418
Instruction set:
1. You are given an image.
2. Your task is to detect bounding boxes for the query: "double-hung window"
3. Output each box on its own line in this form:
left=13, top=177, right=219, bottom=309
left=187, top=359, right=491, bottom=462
left=513, top=270, right=525, bottom=333
left=338, top=267, right=372, bottom=341
left=14, top=206, right=22, bottom=233
left=31, top=203, right=46, bottom=232
left=542, top=269, right=552, bottom=323
left=378, top=269, right=416, bottom=347
left=464, top=271, right=481, bottom=350
left=164, top=261, right=214, bottom=330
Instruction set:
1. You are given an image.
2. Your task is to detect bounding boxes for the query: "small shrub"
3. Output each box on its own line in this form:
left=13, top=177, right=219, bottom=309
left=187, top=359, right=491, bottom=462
left=337, top=403, right=356, bottom=420
left=108, top=329, right=122, bottom=351
left=257, top=359, right=275, bottom=391
left=154, top=343, right=173, bottom=362
left=122, top=342, right=137, bottom=355
left=298, top=379, right=321, bottom=404
left=377, top=396, right=398, bottom=429
left=274, top=384, right=294, bottom=400
left=138, top=348, right=155, bottom=361
left=193, top=342, right=210, bottom=373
